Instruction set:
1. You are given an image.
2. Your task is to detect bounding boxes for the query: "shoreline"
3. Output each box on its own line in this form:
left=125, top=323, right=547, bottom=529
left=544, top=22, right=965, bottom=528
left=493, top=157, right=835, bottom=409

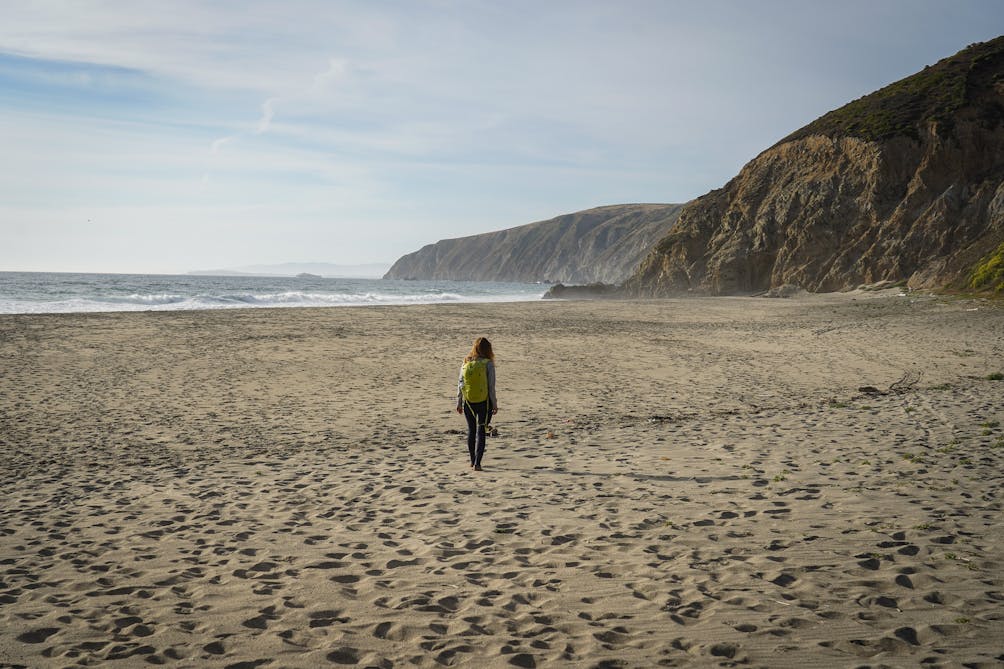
left=2, top=294, right=1002, bottom=667
left=2, top=273, right=999, bottom=316
left=0, top=273, right=548, bottom=315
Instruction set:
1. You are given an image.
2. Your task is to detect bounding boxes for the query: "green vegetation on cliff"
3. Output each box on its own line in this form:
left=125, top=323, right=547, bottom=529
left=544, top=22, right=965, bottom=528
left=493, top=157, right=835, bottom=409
left=783, top=36, right=1004, bottom=143
left=969, top=241, right=1004, bottom=293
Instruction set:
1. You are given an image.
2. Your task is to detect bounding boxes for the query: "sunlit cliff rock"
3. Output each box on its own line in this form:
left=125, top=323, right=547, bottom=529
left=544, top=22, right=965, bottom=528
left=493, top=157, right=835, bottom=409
left=625, top=37, right=1004, bottom=295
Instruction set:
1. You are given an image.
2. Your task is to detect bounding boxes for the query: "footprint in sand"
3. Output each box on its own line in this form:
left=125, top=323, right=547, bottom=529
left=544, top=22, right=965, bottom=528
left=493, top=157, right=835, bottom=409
left=16, top=627, right=59, bottom=644
left=203, top=639, right=226, bottom=655
left=308, top=609, right=351, bottom=627
left=326, top=646, right=360, bottom=664
left=242, top=605, right=279, bottom=630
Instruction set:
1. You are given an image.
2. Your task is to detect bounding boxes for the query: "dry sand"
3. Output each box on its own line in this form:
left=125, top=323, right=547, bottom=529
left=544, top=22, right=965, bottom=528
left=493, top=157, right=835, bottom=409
left=1, top=291, right=1002, bottom=668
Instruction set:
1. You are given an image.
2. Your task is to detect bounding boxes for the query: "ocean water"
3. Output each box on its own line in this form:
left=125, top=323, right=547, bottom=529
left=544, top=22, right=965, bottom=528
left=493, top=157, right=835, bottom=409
left=0, top=272, right=548, bottom=314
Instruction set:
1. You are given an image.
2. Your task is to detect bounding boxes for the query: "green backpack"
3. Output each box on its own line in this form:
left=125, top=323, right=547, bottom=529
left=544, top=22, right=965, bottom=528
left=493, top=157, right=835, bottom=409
left=461, top=358, right=490, bottom=403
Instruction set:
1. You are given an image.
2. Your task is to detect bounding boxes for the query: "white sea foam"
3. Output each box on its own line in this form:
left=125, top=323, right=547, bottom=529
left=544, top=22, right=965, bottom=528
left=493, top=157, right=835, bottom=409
left=107, top=293, right=189, bottom=305
left=0, top=274, right=546, bottom=314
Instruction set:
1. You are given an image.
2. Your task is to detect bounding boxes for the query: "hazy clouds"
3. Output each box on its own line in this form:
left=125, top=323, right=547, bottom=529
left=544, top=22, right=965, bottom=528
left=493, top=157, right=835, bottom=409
left=1, top=1, right=1001, bottom=273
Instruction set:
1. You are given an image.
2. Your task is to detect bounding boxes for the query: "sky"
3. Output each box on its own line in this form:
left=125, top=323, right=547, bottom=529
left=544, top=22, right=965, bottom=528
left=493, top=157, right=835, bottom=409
left=1, top=1, right=1002, bottom=274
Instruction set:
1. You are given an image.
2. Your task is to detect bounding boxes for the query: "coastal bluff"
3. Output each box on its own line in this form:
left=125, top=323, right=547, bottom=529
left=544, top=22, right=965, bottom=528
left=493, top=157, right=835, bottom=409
left=624, top=36, right=1004, bottom=296
left=384, top=203, right=684, bottom=284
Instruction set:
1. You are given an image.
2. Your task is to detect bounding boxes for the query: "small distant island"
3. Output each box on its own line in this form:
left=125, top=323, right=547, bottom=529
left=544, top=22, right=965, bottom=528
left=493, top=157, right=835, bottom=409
left=296, top=273, right=323, bottom=279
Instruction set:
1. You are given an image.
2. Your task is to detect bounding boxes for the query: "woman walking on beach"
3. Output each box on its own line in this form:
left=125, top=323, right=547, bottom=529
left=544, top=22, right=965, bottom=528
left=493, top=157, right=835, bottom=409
left=456, top=337, right=498, bottom=471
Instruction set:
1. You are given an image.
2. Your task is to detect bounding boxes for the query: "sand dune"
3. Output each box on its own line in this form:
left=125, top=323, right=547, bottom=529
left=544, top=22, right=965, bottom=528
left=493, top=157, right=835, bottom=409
left=1, top=291, right=1002, bottom=667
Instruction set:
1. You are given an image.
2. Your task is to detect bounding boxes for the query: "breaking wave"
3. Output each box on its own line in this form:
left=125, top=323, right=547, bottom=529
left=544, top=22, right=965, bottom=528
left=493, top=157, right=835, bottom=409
left=0, top=273, right=547, bottom=314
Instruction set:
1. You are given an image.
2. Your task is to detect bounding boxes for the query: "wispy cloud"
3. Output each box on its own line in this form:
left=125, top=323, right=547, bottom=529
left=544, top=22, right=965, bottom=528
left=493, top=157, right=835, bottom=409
left=210, top=136, right=234, bottom=154
left=311, top=58, right=350, bottom=93
left=255, top=97, right=279, bottom=134
left=2, top=1, right=1004, bottom=272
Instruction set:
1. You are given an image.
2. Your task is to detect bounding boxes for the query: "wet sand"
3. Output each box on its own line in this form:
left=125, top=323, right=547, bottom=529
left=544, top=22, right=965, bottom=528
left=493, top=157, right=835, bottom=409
left=1, top=291, right=1002, bottom=667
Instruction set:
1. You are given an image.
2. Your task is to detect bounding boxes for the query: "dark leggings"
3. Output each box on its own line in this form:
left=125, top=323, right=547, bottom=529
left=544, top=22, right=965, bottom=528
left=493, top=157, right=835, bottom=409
left=463, top=400, right=491, bottom=466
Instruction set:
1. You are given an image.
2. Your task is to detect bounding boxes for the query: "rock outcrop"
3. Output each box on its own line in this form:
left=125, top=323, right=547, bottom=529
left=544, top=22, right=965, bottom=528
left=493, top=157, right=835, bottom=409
left=541, top=282, right=621, bottom=300
left=625, top=37, right=1004, bottom=296
left=384, top=204, right=684, bottom=284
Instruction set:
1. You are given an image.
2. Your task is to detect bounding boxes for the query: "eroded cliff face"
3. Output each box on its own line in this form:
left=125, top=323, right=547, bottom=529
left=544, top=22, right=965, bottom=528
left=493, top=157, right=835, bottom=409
left=625, top=37, right=1004, bottom=296
left=384, top=203, right=684, bottom=284
left=626, top=127, right=1004, bottom=295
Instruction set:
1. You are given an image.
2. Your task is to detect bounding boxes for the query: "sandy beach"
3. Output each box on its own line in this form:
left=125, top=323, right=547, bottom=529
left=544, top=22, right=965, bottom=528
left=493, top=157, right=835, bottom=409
left=1, top=291, right=1002, bottom=668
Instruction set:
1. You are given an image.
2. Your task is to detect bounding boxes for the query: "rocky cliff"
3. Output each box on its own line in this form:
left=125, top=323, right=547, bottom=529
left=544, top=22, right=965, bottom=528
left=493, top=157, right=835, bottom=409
left=625, top=37, right=1004, bottom=296
left=384, top=203, right=684, bottom=284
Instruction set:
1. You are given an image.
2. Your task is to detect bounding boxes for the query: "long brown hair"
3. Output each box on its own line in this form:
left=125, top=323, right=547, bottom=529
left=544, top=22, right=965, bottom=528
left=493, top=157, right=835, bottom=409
left=464, top=336, right=494, bottom=362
